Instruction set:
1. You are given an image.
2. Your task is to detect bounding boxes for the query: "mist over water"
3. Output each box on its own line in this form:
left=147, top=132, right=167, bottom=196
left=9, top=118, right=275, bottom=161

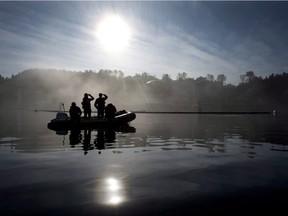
left=1, top=69, right=288, bottom=114
left=2, top=69, right=150, bottom=111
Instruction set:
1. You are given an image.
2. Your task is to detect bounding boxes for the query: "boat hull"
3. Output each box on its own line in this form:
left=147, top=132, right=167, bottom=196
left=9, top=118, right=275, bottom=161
left=47, top=111, right=136, bottom=131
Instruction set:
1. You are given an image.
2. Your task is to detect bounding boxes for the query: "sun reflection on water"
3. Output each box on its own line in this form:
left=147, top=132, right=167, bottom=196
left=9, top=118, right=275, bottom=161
left=108, top=195, right=122, bottom=205
left=104, top=177, right=125, bottom=205
left=107, top=178, right=121, bottom=191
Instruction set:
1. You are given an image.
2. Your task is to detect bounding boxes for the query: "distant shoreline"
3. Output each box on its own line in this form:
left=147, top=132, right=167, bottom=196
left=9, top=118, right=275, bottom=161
left=29, top=109, right=272, bottom=115
left=133, top=111, right=272, bottom=114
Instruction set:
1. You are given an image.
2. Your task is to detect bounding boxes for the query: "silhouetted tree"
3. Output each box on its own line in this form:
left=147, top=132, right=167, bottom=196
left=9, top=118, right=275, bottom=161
left=134, top=72, right=156, bottom=84
left=246, top=71, right=256, bottom=82
left=206, top=74, right=214, bottom=82
left=216, top=74, right=227, bottom=85
left=177, top=72, right=187, bottom=81
left=0, top=74, right=5, bottom=85
left=240, top=74, right=246, bottom=84
left=240, top=71, right=256, bottom=83
left=162, top=74, right=172, bottom=82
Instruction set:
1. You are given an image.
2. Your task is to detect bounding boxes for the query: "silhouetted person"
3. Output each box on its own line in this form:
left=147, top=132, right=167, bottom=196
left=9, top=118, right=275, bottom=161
left=69, top=128, right=82, bottom=146
left=82, top=129, right=93, bottom=155
left=105, top=128, right=116, bottom=143
left=94, top=93, right=108, bottom=119
left=94, top=129, right=105, bottom=154
left=81, top=93, right=94, bottom=118
left=69, top=102, right=82, bottom=123
left=105, top=103, right=117, bottom=120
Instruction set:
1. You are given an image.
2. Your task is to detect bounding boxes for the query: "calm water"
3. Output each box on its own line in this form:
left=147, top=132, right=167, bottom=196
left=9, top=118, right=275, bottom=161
left=1, top=111, right=288, bottom=215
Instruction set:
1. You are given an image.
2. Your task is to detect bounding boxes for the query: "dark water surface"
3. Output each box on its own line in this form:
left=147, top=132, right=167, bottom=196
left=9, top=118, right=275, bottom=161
left=1, top=111, right=288, bottom=215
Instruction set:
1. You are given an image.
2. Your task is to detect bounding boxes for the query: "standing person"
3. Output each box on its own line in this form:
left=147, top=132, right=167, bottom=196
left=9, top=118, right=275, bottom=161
left=81, top=93, right=94, bottom=118
left=69, top=102, right=82, bottom=123
left=94, top=93, right=108, bottom=119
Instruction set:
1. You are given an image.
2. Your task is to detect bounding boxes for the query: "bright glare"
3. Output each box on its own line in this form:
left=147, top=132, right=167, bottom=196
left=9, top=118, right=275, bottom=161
left=96, top=15, right=131, bottom=52
left=108, top=196, right=122, bottom=205
left=105, top=178, right=124, bottom=205
left=107, top=178, right=120, bottom=191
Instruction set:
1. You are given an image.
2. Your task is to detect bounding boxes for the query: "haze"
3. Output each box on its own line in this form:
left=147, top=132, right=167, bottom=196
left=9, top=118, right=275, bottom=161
left=1, top=1, right=288, bottom=84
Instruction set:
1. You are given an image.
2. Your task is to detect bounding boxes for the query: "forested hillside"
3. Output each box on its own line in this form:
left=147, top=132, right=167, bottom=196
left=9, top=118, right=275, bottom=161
left=0, top=69, right=287, bottom=112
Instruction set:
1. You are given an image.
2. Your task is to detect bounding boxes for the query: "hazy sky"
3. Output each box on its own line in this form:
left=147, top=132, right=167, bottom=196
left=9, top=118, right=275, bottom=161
left=1, top=1, right=288, bottom=84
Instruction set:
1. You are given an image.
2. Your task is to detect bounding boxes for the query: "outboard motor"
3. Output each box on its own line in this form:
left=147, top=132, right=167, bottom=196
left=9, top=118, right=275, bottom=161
left=48, top=112, right=69, bottom=131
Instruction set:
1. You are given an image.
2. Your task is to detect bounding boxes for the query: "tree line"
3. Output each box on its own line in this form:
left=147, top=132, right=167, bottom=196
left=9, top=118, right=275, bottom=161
left=0, top=69, right=287, bottom=112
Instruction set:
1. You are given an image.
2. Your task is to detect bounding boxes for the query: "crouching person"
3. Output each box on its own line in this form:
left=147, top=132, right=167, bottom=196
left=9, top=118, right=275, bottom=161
left=105, top=103, right=117, bottom=121
left=69, top=102, right=82, bottom=123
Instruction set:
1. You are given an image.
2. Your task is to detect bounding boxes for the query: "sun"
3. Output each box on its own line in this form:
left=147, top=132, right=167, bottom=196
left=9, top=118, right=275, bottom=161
left=96, top=15, right=131, bottom=52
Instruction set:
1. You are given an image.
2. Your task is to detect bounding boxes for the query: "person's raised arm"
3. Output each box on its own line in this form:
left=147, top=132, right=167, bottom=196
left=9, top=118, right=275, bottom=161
left=89, top=94, right=94, bottom=100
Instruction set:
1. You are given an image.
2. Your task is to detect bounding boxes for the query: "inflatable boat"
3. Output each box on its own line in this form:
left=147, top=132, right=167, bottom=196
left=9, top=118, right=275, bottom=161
left=47, top=110, right=136, bottom=131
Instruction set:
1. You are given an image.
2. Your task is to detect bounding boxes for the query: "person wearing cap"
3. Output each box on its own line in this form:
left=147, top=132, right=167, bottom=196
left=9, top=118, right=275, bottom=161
left=81, top=93, right=94, bottom=118
left=94, top=93, right=108, bottom=119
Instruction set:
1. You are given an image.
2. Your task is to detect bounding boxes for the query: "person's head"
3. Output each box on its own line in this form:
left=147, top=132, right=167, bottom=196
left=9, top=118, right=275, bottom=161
left=84, top=93, right=88, bottom=97
left=99, top=93, right=102, bottom=97
left=71, top=102, right=76, bottom=106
